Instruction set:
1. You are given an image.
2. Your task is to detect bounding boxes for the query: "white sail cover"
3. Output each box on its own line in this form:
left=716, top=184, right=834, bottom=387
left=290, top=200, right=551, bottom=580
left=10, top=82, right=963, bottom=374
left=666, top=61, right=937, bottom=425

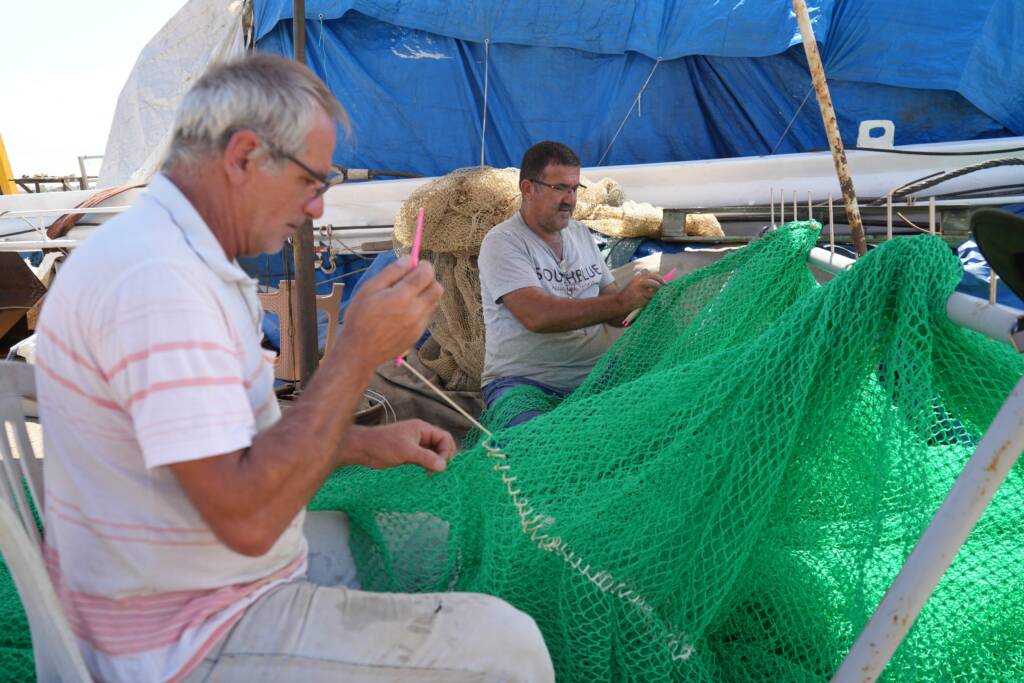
left=98, top=0, right=246, bottom=187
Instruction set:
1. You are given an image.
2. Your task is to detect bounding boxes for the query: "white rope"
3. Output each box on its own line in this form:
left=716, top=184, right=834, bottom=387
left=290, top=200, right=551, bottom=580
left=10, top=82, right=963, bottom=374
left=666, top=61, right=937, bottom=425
left=364, top=388, right=397, bottom=424
left=20, top=216, right=51, bottom=242
left=398, top=357, right=493, bottom=437
left=316, top=14, right=334, bottom=97
left=480, top=38, right=491, bottom=167
left=397, top=356, right=694, bottom=662
left=597, top=57, right=663, bottom=167
left=479, top=434, right=695, bottom=662
left=770, top=86, right=814, bottom=155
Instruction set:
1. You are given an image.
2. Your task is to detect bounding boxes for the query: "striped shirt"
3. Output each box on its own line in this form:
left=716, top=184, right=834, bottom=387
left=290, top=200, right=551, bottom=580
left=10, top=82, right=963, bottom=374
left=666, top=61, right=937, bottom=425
left=36, top=173, right=307, bottom=682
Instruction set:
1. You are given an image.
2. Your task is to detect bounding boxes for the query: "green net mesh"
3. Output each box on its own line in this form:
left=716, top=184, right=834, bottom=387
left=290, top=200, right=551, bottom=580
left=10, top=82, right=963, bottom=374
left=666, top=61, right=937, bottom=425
left=311, top=222, right=1024, bottom=681
left=0, top=484, right=48, bottom=681
left=0, top=566, right=33, bottom=681
left=4, top=222, right=1022, bottom=681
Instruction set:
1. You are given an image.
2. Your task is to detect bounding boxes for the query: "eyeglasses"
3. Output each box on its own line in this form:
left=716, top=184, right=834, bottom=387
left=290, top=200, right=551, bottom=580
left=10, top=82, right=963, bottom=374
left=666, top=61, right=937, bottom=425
left=530, top=178, right=587, bottom=195
left=279, top=151, right=342, bottom=199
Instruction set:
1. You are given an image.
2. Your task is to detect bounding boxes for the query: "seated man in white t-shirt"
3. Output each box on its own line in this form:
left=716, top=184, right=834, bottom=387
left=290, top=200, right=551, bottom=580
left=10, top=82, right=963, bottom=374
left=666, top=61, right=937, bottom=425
left=35, top=55, right=553, bottom=683
left=478, top=141, right=664, bottom=425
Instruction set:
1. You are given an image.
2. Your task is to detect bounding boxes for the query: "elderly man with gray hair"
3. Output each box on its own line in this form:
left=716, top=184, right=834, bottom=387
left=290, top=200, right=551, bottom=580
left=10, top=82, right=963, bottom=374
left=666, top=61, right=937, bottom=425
left=35, top=54, right=553, bottom=682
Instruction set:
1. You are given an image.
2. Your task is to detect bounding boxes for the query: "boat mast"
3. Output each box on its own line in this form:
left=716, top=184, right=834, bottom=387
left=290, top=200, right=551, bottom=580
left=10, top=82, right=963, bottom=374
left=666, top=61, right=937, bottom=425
left=792, top=0, right=868, bottom=257
left=291, top=0, right=321, bottom=387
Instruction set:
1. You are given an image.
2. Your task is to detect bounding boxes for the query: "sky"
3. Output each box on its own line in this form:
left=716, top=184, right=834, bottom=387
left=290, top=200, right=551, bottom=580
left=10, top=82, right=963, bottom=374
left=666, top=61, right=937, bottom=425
left=0, top=1, right=187, bottom=177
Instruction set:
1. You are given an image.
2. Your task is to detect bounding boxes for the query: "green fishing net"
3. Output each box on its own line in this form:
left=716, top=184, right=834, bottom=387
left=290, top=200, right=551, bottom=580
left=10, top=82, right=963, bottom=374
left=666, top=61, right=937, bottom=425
left=3, top=222, right=1021, bottom=681
left=0, top=486, right=46, bottom=681
left=311, top=222, right=1024, bottom=681
left=0, top=565, right=33, bottom=681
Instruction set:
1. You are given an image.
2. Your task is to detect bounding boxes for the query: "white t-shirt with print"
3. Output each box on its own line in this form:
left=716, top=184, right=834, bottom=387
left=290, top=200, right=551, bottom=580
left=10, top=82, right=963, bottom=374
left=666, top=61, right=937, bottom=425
left=478, top=212, right=615, bottom=392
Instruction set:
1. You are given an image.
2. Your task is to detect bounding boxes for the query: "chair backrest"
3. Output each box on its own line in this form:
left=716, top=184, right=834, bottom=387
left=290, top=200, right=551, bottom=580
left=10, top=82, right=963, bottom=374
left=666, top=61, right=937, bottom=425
left=0, top=360, right=90, bottom=682
left=258, top=281, right=344, bottom=381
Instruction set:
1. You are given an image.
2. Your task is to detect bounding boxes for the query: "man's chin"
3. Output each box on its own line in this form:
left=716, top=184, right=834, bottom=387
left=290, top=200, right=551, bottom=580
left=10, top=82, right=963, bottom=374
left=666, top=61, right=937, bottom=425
left=269, top=226, right=299, bottom=254
left=244, top=237, right=288, bottom=258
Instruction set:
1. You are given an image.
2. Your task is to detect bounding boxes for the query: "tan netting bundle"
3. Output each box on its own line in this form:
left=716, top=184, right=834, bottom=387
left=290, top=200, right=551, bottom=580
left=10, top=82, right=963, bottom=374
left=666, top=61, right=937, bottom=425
left=575, top=175, right=723, bottom=238
left=394, top=167, right=521, bottom=391
left=579, top=199, right=664, bottom=238
left=681, top=212, right=725, bottom=237
left=394, top=166, right=521, bottom=255
left=574, top=176, right=626, bottom=215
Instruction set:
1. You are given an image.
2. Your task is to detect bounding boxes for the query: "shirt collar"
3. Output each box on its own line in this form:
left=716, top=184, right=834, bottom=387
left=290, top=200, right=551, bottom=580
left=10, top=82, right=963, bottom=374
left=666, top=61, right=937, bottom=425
left=145, top=173, right=251, bottom=284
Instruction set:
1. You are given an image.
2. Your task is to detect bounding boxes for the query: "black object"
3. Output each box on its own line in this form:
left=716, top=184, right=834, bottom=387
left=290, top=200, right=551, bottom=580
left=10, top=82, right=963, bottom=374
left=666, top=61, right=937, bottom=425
left=971, top=208, right=1024, bottom=302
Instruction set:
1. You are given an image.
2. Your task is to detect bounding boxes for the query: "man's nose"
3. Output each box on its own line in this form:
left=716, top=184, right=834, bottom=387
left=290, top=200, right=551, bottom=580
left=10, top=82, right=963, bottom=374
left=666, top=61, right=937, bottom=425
left=304, top=192, right=326, bottom=219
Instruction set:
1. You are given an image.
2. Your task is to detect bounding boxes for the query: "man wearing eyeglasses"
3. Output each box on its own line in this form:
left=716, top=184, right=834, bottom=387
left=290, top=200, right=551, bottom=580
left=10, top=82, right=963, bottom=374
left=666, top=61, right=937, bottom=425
left=36, top=55, right=553, bottom=682
left=478, top=141, right=664, bottom=424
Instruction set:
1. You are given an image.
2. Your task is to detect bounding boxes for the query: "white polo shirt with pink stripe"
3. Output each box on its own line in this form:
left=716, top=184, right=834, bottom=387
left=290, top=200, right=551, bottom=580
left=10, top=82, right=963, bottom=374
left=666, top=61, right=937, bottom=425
left=36, top=173, right=307, bottom=682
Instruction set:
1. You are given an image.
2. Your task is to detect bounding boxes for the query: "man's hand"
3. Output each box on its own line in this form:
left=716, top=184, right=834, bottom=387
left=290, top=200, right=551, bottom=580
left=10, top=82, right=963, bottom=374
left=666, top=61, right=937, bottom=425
left=335, top=256, right=443, bottom=368
left=344, top=421, right=457, bottom=473
left=615, top=271, right=664, bottom=311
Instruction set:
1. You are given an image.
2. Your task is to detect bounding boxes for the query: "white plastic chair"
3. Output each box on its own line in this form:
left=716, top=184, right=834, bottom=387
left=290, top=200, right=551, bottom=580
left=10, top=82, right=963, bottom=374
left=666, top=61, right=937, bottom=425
left=0, top=360, right=90, bottom=682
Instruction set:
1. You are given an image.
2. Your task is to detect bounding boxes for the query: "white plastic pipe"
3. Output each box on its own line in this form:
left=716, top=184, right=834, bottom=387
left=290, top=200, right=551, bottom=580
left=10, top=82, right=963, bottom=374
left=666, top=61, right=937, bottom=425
left=807, top=247, right=1022, bottom=346
left=0, top=206, right=128, bottom=217
left=0, top=239, right=79, bottom=251
left=886, top=193, right=893, bottom=241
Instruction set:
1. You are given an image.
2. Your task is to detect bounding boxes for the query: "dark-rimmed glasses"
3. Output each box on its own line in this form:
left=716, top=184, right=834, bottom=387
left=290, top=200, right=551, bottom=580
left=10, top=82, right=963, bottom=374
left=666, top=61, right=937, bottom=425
left=279, top=152, right=342, bottom=198
left=529, top=178, right=587, bottom=195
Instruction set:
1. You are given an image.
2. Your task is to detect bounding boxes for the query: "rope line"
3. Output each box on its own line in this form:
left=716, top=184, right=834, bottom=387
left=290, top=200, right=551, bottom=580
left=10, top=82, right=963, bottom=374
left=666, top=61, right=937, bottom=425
left=479, top=437, right=695, bottom=662
left=770, top=86, right=814, bottom=155
left=316, top=14, right=330, bottom=93
left=874, top=157, right=1024, bottom=204
left=399, top=358, right=493, bottom=437
left=398, top=357, right=694, bottom=663
left=480, top=38, right=491, bottom=167
left=597, top=57, right=662, bottom=167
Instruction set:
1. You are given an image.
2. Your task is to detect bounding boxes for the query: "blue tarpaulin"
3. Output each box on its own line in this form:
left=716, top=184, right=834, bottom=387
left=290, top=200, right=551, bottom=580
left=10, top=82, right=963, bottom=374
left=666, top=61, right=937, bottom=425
left=253, top=0, right=1022, bottom=176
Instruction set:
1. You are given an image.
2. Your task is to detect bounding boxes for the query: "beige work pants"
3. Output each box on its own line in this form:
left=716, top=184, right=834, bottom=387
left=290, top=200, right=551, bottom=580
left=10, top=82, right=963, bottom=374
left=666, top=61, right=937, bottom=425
left=183, top=581, right=553, bottom=682
left=184, top=511, right=552, bottom=681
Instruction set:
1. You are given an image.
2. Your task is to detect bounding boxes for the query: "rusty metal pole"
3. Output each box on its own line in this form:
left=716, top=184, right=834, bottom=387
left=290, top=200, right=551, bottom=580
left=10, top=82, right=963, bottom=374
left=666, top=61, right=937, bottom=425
left=791, top=0, right=867, bottom=256
left=291, top=0, right=320, bottom=387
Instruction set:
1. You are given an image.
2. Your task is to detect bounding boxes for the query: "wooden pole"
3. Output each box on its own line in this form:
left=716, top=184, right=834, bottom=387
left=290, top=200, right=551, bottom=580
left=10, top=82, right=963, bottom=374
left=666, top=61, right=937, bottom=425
left=292, top=0, right=320, bottom=387
left=792, top=0, right=867, bottom=256
left=77, top=156, right=89, bottom=190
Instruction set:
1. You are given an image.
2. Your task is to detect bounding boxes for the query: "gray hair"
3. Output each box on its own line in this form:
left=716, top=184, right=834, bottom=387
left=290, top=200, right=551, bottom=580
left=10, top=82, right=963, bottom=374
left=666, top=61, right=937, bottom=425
left=161, top=54, right=349, bottom=172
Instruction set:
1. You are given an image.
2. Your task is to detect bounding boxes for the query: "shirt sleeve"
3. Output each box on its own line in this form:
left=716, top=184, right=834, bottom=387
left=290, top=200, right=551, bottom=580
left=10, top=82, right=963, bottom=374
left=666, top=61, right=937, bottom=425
left=94, top=261, right=256, bottom=469
left=478, top=228, right=544, bottom=304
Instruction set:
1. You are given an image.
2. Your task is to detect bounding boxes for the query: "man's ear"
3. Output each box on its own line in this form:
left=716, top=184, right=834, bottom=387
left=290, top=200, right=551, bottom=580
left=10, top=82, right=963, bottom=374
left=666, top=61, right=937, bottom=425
left=222, top=129, right=262, bottom=187
left=519, top=178, right=533, bottom=200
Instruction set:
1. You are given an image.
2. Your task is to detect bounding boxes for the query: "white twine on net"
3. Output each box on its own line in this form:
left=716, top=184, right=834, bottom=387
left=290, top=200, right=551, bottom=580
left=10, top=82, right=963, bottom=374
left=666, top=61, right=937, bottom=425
left=480, top=38, right=491, bottom=167
left=596, top=57, right=663, bottom=167
left=398, top=356, right=494, bottom=437
left=398, top=354, right=696, bottom=663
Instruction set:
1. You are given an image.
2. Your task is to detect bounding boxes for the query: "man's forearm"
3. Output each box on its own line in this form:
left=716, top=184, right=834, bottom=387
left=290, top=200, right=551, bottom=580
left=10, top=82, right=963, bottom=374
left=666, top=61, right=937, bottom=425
left=519, top=292, right=629, bottom=332
left=171, top=257, right=444, bottom=556
left=176, top=343, right=375, bottom=556
left=234, top=348, right=374, bottom=537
